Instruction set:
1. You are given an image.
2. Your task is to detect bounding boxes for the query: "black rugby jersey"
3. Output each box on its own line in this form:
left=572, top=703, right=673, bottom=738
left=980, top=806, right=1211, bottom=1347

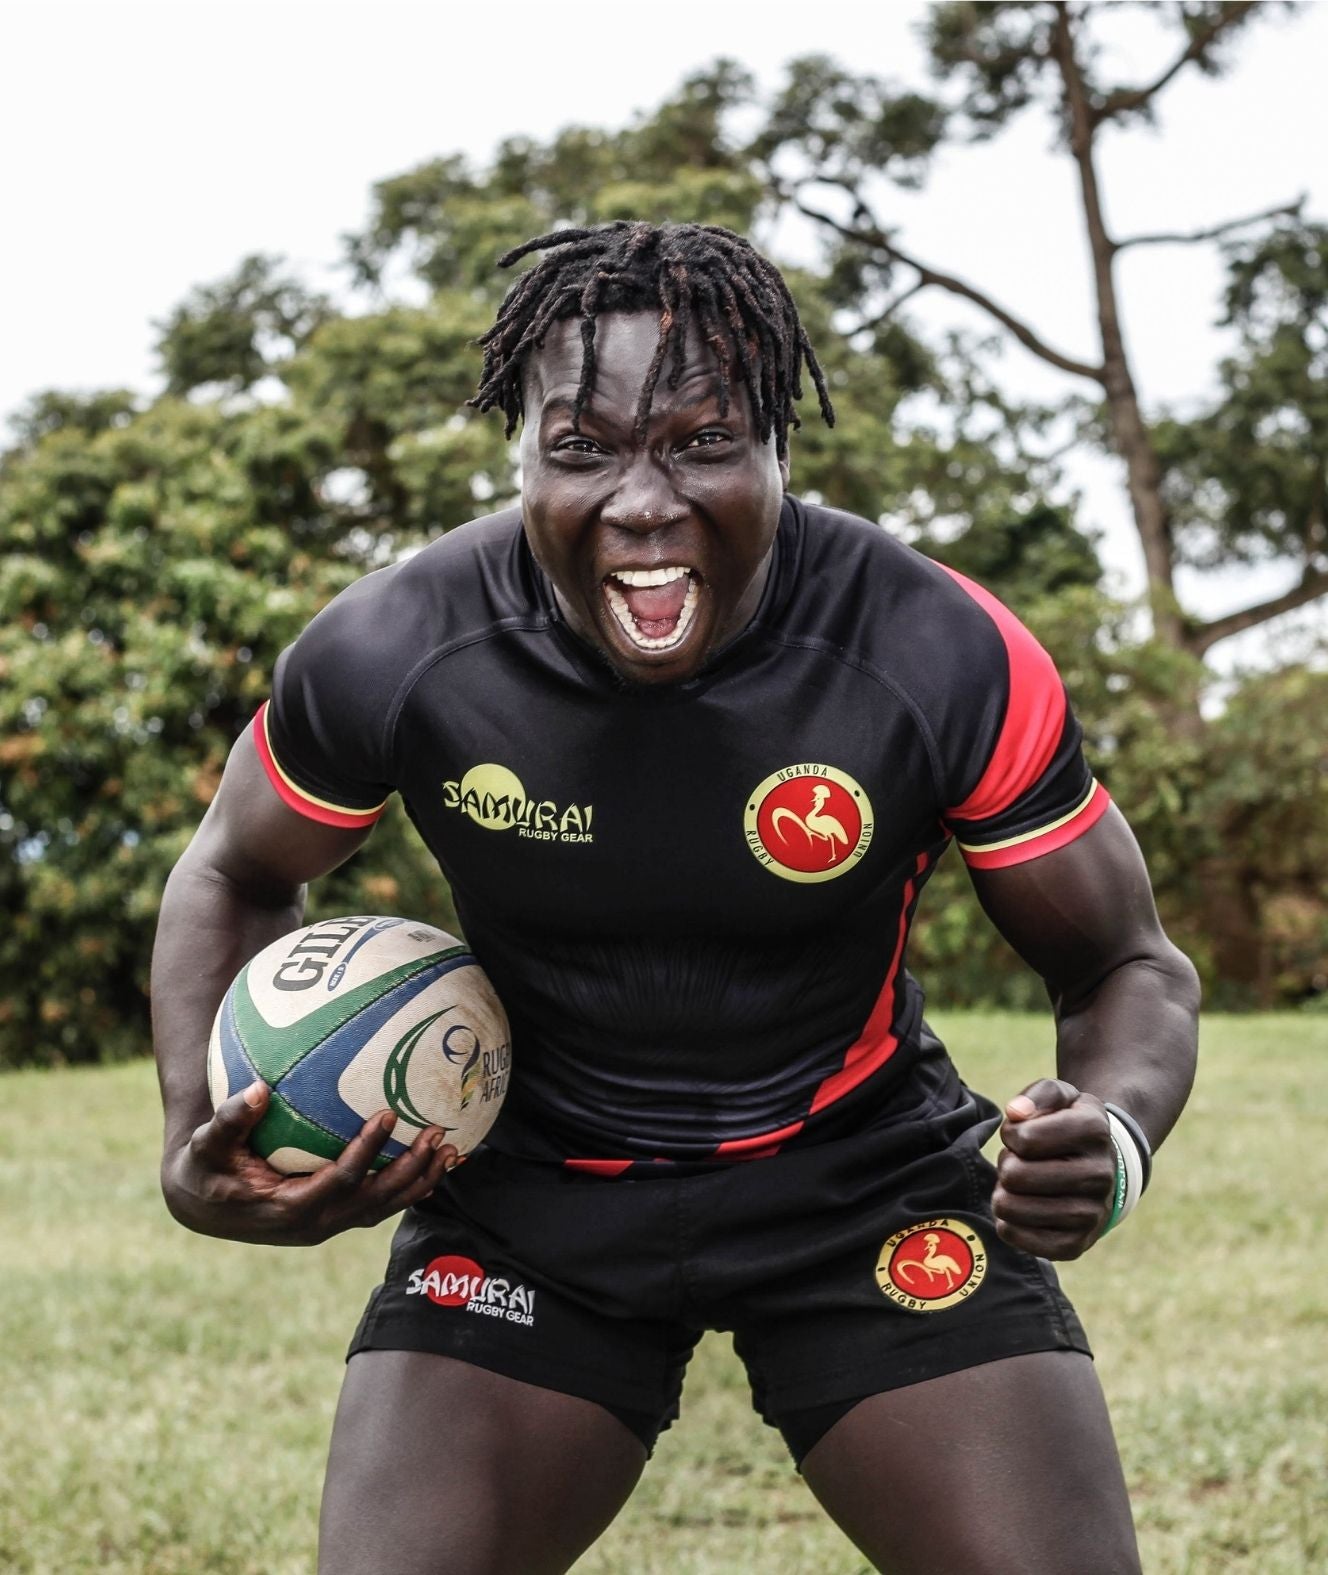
left=258, top=497, right=1108, bottom=1168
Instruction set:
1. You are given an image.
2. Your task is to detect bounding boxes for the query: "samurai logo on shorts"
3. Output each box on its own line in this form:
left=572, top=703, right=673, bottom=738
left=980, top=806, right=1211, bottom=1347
left=875, top=1218, right=987, bottom=1312
left=744, top=764, right=874, bottom=883
left=406, top=1253, right=537, bottom=1326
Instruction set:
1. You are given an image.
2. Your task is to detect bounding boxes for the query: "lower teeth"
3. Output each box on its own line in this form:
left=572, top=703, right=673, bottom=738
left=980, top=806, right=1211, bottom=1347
left=604, top=577, right=699, bottom=651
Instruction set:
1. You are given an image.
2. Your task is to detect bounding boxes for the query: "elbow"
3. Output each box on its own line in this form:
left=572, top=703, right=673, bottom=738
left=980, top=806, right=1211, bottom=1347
left=1159, top=940, right=1202, bottom=1021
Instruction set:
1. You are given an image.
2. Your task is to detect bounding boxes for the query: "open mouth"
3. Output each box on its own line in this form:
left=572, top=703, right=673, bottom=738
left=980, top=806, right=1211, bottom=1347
left=602, top=565, right=700, bottom=652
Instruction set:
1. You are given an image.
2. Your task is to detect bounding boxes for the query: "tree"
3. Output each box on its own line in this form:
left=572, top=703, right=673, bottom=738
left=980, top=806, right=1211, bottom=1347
left=761, top=2, right=1324, bottom=674
left=4, top=25, right=1324, bottom=1066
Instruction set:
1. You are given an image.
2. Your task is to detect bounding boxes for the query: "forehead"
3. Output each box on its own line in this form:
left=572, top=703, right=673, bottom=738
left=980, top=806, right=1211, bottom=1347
left=523, top=310, right=731, bottom=421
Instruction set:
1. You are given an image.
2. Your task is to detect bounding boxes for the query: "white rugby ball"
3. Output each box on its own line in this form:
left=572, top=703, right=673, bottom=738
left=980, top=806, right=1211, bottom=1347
left=208, top=915, right=510, bottom=1173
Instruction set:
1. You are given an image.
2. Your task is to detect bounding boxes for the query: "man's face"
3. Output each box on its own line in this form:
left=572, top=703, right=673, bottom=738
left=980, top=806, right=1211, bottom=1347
left=519, top=311, right=789, bottom=686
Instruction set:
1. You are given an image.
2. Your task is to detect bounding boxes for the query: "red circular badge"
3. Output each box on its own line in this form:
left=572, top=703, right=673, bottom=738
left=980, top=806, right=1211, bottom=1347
left=744, top=765, right=873, bottom=883
left=422, top=1254, right=485, bottom=1307
left=875, top=1219, right=987, bottom=1312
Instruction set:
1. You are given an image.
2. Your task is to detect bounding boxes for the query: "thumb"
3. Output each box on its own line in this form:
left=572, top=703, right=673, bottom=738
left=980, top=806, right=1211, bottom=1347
left=1005, top=1077, right=1079, bottom=1123
left=195, top=1079, right=270, bottom=1156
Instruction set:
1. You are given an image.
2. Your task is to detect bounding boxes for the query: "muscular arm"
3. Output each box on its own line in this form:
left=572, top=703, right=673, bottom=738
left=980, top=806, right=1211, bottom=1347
left=153, top=724, right=455, bottom=1242
left=968, top=803, right=1200, bottom=1256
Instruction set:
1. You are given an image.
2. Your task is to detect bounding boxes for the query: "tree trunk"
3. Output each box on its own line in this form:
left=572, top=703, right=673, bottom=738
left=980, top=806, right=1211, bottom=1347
left=1050, top=4, right=1193, bottom=665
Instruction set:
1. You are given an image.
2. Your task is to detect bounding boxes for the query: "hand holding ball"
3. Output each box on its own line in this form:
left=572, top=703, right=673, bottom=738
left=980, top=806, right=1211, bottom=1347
left=208, top=916, right=510, bottom=1174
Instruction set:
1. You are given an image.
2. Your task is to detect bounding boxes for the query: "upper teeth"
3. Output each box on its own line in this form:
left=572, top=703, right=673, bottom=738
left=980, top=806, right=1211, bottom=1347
left=612, top=566, right=690, bottom=586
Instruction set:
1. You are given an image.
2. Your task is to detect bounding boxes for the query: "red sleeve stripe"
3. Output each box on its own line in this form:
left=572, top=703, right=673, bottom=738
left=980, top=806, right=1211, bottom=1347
left=253, top=702, right=388, bottom=830
left=960, top=780, right=1110, bottom=869
left=939, top=567, right=1067, bottom=824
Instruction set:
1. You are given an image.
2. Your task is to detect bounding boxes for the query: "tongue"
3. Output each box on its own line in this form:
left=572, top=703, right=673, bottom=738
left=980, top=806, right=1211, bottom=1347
left=619, top=577, right=689, bottom=634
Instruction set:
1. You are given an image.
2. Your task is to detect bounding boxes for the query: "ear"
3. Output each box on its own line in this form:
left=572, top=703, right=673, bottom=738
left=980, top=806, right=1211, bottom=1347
left=778, top=452, right=791, bottom=491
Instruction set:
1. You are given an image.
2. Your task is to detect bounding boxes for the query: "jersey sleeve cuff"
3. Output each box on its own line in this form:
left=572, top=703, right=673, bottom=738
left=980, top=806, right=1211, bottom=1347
left=254, top=702, right=388, bottom=829
left=957, top=779, right=1110, bottom=870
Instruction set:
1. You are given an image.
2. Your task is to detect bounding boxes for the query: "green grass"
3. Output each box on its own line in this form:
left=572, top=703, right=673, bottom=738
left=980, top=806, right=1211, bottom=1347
left=0, top=1016, right=1323, bottom=1573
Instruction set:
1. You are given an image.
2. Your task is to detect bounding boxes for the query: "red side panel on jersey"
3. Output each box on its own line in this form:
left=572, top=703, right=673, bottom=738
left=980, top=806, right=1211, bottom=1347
left=253, top=702, right=388, bottom=829
left=807, top=850, right=928, bottom=1115
left=713, top=849, right=931, bottom=1161
left=563, top=1158, right=635, bottom=1177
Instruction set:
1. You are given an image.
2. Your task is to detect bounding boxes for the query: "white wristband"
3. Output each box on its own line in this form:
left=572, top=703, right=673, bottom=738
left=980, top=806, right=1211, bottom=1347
left=1103, top=1107, right=1148, bottom=1232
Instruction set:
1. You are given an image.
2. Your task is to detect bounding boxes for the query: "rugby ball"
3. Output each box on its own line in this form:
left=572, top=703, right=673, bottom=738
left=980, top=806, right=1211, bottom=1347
left=208, top=915, right=510, bottom=1174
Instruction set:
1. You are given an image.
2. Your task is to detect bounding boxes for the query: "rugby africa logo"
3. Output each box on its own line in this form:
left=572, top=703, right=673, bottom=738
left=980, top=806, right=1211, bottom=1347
left=441, top=763, right=594, bottom=845
left=744, top=764, right=873, bottom=883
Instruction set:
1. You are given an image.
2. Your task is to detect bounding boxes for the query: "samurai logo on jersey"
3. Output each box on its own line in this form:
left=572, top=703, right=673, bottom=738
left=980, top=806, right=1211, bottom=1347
left=406, top=1253, right=537, bottom=1326
left=744, top=764, right=873, bottom=883
left=441, top=763, right=594, bottom=844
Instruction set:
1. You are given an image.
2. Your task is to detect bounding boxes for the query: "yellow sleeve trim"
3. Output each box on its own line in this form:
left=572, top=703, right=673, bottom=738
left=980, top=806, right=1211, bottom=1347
left=957, top=780, right=1100, bottom=855
left=260, top=703, right=388, bottom=820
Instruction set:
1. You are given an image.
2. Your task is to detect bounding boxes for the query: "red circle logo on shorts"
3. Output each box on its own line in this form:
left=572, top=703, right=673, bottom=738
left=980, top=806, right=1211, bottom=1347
left=744, top=765, right=873, bottom=883
left=875, top=1219, right=987, bottom=1312
left=421, top=1254, right=486, bottom=1307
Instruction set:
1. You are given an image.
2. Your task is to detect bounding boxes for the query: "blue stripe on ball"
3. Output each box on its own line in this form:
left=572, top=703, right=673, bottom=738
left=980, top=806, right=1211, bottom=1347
left=274, top=955, right=474, bottom=1149
left=219, top=988, right=262, bottom=1097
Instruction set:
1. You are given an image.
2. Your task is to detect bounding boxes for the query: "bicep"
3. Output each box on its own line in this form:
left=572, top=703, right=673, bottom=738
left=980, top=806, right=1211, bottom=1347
left=186, top=722, right=374, bottom=898
left=967, top=804, right=1171, bottom=1001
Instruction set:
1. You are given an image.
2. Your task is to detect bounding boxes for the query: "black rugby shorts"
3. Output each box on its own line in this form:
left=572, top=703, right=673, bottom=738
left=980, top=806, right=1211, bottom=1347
left=348, top=1047, right=1090, bottom=1464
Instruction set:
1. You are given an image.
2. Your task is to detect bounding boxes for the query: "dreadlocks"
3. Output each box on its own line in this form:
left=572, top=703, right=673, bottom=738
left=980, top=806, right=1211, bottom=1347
left=469, top=221, right=835, bottom=449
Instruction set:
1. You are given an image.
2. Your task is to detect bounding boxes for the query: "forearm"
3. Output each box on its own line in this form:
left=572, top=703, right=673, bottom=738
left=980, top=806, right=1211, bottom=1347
left=1053, top=945, right=1200, bottom=1150
left=151, top=852, right=304, bottom=1155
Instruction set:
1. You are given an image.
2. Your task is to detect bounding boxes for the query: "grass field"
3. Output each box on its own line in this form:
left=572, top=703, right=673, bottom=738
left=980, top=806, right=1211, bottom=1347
left=0, top=1015, right=1324, bottom=1573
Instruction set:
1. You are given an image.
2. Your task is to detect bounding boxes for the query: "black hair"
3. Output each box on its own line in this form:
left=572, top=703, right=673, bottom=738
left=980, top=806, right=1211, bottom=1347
left=468, top=221, right=835, bottom=448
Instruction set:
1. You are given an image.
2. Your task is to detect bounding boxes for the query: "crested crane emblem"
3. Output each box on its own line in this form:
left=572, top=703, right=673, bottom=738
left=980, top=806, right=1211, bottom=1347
left=876, top=1219, right=987, bottom=1312
left=744, top=765, right=873, bottom=884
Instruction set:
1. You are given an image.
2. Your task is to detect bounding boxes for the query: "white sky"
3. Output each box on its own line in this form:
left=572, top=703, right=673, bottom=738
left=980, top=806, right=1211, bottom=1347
left=2, top=0, right=1324, bottom=668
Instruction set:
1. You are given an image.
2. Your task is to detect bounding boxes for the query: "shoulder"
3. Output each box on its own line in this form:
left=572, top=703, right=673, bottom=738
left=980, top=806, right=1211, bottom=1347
left=781, top=497, right=1018, bottom=678
left=289, top=506, right=534, bottom=679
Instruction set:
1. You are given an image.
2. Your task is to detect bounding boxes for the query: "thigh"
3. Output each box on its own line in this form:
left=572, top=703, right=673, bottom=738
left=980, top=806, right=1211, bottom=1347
left=319, top=1350, right=646, bottom=1575
left=801, top=1350, right=1140, bottom=1575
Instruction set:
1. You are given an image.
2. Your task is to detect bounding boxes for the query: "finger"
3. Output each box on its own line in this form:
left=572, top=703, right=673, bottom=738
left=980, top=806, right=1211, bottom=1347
left=1001, top=1104, right=1109, bottom=1160
left=350, top=1130, right=459, bottom=1227
left=1004, top=1078, right=1079, bottom=1123
left=285, top=1111, right=401, bottom=1212
left=992, top=1186, right=1106, bottom=1233
left=365, top=1129, right=459, bottom=1208
left=994, top=1217, right=1092, bottom=1261
left=189, top=1080, right=270, bottom=1163
left=996, top=1151, right=1113, bottom=1198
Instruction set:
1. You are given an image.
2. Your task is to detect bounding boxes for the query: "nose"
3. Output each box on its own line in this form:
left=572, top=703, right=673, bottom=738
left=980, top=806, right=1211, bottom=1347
left=599, top=453, right=688, bottom=535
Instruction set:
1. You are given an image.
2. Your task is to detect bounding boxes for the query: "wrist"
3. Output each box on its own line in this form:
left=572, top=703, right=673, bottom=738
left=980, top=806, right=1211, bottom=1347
left=1101, top=1101, right=1152, bottom=1234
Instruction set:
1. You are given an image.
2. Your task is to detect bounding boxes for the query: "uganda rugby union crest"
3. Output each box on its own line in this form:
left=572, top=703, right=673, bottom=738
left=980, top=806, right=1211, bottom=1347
left=744, top=764, right=873, bottom=883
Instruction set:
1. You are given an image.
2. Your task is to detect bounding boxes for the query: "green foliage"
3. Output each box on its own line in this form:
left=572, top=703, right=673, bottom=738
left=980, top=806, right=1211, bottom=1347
left=1158, top=221, right=1328, bottom=572
left=3, top=30, right=1326, bottom=1064
left=155, top=254, right=331, bottom=397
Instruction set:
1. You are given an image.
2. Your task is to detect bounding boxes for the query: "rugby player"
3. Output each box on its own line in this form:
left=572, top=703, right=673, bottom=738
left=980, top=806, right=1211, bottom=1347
left=153, top=221, right=1199, bottom=1574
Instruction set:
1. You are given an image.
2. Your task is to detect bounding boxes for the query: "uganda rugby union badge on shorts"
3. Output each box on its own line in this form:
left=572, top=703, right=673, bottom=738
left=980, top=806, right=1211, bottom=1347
left=876, top=1218, right=987, bottom=1312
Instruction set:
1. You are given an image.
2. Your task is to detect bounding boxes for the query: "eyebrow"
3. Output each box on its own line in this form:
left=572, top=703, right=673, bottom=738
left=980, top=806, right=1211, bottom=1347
left=537, top=382, right=732, bottom=430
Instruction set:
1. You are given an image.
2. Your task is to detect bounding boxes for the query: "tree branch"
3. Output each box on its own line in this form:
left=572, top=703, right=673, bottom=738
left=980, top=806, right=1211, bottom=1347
left=1189, top=562, right=1328, bottom=656
left=1091, top=0, right=1261, bottom=126
left=841, top=280, right=927, bottom=338
left=1115, top=195, right=1305, bottom=253
left=790, top=193, right=1106, bottom=383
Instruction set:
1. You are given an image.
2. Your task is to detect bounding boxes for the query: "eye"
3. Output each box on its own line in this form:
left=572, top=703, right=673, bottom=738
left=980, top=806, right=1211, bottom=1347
left=680, top=428, right=732, bottom=453
left=551, top=435, right=604, bottom=458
